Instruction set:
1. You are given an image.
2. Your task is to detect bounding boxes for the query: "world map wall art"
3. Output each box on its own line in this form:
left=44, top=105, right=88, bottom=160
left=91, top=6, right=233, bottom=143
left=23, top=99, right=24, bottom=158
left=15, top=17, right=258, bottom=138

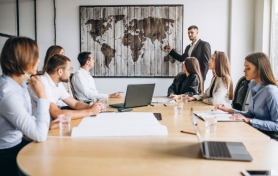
left=80, top=5, right=183, bottom=77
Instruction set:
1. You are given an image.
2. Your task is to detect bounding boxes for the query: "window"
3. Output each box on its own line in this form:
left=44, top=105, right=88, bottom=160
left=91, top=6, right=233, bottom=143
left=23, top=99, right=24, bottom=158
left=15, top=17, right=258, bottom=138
left=270, top=0, right=278, bottom=79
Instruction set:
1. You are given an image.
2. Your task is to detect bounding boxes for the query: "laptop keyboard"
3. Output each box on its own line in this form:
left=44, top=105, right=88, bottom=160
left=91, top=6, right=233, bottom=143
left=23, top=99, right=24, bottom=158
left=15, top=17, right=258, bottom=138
left=207, top=142, right=231, bottom=158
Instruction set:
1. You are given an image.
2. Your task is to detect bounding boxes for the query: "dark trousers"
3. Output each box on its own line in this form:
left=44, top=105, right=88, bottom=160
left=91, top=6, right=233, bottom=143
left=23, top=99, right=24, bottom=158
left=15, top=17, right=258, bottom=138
left=0, top=138, right=30, bottom=176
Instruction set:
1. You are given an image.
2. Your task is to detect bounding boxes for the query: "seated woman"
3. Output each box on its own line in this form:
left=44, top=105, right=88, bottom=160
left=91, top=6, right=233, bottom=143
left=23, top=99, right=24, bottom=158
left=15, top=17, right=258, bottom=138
left=0, top=37, right=50, bottom=175
left=167, top=57, right=203, bottom=100
left=216, top=52, right=278, bottom=140
left=188, top=51, right=233, bottom=106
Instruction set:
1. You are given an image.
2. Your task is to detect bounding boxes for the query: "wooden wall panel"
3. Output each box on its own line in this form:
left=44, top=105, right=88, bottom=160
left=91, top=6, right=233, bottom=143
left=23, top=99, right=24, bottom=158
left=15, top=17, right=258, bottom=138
left=80, top=5, right=183, bottom=77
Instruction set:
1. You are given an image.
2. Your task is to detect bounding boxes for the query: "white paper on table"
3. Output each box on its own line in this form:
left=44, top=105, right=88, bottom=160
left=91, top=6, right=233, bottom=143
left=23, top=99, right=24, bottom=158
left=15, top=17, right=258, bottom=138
left=71, top=112, right=168, bottom=137
left=194, top=110, right=242, bottom=122
left=151, top=98, right=175, bottom=104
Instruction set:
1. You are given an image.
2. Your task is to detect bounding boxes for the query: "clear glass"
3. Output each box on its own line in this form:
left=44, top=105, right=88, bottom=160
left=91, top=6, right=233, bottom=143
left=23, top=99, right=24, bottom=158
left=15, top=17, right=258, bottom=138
left=204, top=116, right=217, bottom=133
left=58, top=114, right=71, bottom=131
left=181, top=94, right=189, bottom=105
left=174, top=103, right=183, bottom=115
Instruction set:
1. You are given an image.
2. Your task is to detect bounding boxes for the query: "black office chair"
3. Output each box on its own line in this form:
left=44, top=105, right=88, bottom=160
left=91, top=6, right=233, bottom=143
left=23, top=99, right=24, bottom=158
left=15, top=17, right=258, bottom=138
left=69, top=73, right=79, bottom=100
left=232, top=76, right=250, bottom=111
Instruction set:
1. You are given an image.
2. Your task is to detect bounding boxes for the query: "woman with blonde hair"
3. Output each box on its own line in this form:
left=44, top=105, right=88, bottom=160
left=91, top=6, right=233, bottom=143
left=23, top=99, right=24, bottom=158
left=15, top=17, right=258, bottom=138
left=167, top=57, right=203, bottom=99
left=216, top=52, right=278, bottom=140
left=189, top=51, right=233, bottom=106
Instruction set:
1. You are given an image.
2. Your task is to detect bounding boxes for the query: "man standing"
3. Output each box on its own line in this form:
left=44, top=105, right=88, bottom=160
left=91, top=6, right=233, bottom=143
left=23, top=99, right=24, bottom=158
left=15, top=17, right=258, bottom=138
left=166, top=25, right=211, bottom=81
left=71, top=52, right=123, bottom=102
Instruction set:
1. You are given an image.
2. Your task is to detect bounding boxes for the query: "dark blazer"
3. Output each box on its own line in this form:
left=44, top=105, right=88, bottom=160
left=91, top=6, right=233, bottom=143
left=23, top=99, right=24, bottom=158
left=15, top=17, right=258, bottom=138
left=167, top=72, right=200, bottom=96
left=169, top=39, right=211, bottom=80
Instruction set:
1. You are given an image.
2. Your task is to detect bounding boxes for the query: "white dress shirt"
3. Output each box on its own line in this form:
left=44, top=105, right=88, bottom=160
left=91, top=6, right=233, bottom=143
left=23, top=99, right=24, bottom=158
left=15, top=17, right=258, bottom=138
left=0, top=75, right=50, bottom=149
left=188, top=39, right=199, bottom=57
left=29, top=73, right=70, bottom=115
left=71, top=68, right=108, bottom=102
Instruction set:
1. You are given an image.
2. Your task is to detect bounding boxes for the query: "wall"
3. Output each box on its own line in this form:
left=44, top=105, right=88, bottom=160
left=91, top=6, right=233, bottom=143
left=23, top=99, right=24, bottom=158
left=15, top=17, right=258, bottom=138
left=0, top=0, right=264, bottom=96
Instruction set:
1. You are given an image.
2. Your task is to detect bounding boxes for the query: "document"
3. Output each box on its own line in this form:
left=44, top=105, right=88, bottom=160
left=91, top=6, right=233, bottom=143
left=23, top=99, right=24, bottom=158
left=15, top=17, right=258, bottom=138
left=151, top=98, right=175, bottom=104
left=71, top=112, right=168, bottom=137
left=194, top=110, right=242, bottom=122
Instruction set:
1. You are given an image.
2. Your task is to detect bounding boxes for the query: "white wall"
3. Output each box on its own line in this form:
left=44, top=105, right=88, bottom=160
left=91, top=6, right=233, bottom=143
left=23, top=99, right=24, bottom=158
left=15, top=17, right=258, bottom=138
left=0, top=0, right=270, bottom=96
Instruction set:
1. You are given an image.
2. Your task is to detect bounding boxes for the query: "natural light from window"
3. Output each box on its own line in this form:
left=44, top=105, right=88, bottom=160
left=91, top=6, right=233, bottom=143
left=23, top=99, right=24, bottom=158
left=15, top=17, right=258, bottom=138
left=271, top=0, right=278, bottom=79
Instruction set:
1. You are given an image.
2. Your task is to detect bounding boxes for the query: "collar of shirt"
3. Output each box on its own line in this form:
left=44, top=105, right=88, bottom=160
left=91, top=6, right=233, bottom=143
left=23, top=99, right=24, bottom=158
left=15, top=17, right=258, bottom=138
left=190, top=38, right=199, bottom=47
left=43, top=73, right=59, bottom=87
left=249, top=80, right=264, bottom=96
left=4, top=75, right=27, bottom=91
left=79, top=67, right=91, bottom=76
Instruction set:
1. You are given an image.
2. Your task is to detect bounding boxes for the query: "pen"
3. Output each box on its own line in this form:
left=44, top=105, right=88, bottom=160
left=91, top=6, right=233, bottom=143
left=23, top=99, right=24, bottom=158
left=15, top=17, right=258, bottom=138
left=163, top=104, right=167, bottom=107
left=180, top=130, right=196, bottom=135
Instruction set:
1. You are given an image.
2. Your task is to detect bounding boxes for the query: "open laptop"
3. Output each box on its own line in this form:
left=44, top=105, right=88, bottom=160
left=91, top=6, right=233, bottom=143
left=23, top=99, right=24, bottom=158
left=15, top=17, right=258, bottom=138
left=190, top=115, right=252, bottom=161
left=109, top=83, right=155, bottom=109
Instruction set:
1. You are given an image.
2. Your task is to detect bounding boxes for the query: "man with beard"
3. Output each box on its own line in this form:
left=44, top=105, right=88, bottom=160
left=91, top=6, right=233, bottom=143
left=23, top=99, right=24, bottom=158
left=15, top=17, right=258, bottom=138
left=29, top=54, right=102, bottom=128
left=166, top=25, right=211, bottom=83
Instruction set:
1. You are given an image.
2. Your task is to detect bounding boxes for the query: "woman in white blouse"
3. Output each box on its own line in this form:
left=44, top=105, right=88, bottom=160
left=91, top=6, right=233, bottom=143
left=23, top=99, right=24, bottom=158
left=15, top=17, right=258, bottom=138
left=188, top=51, right=233, bottom=106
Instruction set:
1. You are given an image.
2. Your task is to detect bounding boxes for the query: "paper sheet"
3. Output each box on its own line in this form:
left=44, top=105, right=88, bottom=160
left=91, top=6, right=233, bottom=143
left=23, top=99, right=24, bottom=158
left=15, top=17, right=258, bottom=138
left=151, top=98, right=175, bottom=104
left=194, top=110, right=242, bottom=122
left=71, top=112, right=168, bottom=137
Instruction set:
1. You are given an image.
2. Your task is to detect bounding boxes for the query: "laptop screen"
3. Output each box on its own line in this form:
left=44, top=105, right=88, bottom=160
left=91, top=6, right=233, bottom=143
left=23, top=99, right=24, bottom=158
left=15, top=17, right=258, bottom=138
left=123, top=83, right=155, bottom=108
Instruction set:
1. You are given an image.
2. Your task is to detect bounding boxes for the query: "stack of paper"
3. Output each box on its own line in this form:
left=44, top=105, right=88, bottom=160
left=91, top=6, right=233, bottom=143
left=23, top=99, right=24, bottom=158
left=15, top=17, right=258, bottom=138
left=151, top=98, right=175, bottom=104
left=71, top=112, right=168, bottom=137
left=194, top=110, right=242, bottom=122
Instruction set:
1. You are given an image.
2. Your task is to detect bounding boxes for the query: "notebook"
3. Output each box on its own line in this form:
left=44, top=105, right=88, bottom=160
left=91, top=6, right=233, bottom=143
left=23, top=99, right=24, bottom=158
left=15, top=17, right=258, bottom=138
left=151, top=97, right=176, bottom=104
left=190, top=115, right=252, bottom=161
left=109, top=83, right=155, bottom=109
left=194, top=110, right=242, bottom=122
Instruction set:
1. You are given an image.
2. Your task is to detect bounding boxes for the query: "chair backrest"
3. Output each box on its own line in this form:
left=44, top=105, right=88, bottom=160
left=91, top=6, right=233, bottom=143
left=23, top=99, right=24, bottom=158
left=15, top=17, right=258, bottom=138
left=69, top=73, right=79, bottom=101
left=232, top=76, right=250, bottom=111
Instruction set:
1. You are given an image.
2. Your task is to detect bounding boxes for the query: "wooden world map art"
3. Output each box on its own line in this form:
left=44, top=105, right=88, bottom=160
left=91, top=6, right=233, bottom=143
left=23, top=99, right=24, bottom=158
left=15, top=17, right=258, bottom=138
left=80, top=5, right=183, bottom=77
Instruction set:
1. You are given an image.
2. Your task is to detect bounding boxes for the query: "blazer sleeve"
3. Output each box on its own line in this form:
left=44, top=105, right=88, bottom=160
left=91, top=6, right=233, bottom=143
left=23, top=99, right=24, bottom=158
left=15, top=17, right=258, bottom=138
left=180, top=74, right=200, bottom=95
left=202, top=77, right=229, bottom=105
left=167, top=73, right=186, bottom=96
left=169, top=46, right=189, bottom=62
left=167, top=78, right=178, bottom=96
left=201, top=42, right=211, bottom=80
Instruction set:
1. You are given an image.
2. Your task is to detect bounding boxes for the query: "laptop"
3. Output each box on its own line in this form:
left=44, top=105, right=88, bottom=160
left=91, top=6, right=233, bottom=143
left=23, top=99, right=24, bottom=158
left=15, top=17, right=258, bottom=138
left=190, top=115, right=252, bottom=161
left=109, top=83, right=155, bottom=109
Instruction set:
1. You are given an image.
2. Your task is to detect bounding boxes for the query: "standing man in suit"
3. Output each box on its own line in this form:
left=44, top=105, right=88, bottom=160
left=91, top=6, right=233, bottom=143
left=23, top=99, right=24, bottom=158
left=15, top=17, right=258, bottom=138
left=166, top=25, right=211, bottom=82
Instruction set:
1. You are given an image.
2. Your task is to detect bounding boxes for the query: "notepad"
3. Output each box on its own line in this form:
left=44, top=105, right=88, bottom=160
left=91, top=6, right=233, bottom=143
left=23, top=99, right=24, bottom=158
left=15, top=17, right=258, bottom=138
left=194, top=110, right=242, bottom=122
left=71, top=112, right=168, bottom=137
left=151, top=98, right=175, bottom=104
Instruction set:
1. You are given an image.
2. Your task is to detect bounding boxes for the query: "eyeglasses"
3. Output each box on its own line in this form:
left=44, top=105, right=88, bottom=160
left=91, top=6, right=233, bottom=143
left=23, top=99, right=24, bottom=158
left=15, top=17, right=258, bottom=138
left=61, top=67, right=73, bottom=72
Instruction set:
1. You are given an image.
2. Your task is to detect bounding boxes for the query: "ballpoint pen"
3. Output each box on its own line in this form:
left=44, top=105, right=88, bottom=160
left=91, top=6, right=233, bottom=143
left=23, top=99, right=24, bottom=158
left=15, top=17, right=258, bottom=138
left=163, top=104, right=167, bottom=107
left=180, top=130, right=196, bottom=135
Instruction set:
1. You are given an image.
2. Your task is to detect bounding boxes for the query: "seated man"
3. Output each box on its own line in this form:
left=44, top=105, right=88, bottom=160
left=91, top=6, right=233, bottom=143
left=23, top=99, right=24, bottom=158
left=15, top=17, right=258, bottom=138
left=71, top=52, right=122, bottom=102
left=29, top=54, right=102, bottom=125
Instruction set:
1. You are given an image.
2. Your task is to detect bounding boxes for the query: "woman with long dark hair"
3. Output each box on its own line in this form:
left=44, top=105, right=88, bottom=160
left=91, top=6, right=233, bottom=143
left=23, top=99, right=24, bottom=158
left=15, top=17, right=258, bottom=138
left=216, top=52, right=278, bottom=140
left=167, top=57, right=203, bottom=99
left=189, top=51, right=233, bottom=106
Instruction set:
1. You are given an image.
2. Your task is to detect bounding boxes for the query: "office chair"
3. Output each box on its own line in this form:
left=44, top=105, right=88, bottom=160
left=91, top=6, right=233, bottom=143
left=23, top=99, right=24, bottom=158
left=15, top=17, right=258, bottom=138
left=69, top=73, right=79, bottom=101
left=232, top=76, right=250, bottom=111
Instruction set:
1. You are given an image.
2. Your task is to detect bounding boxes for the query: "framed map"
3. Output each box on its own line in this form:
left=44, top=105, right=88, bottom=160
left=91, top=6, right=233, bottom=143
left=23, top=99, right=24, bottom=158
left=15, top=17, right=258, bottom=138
left=80, top=5, right=183, bottom=77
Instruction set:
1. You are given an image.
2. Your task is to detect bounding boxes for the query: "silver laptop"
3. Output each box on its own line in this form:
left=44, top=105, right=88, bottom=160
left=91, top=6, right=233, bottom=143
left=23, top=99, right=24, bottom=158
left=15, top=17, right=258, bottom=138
left=109, top=84, right=155, bottom=109
left=190, top=115, right=252, bottom=161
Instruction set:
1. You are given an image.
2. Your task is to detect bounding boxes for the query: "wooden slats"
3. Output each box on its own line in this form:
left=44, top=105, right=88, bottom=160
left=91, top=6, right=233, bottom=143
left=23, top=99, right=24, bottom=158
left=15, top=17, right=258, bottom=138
left=80, top=5, right=183, bottom=77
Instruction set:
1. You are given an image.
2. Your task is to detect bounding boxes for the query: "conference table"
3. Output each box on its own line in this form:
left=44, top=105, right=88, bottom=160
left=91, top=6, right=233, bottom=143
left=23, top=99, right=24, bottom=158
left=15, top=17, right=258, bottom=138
left=17, top=97, right=277, bottom=176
